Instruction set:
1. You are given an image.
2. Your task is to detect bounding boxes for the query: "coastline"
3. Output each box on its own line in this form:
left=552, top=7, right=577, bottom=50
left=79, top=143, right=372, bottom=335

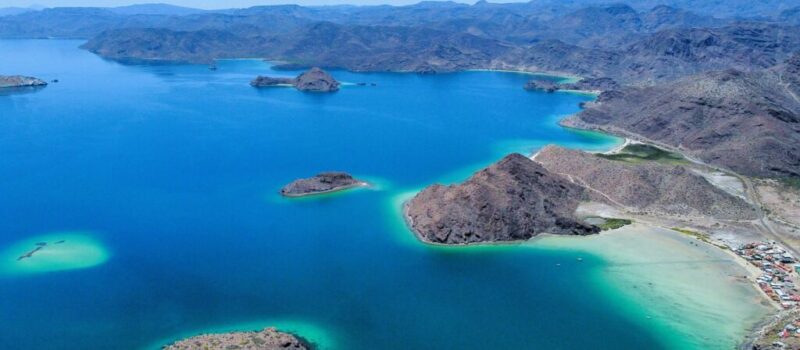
left=394, top=76, right=779, bottom=348
left=466, top=68, right=582, bottom=83
left=599, top=137, right=632, bottom=155
left=556, top=88, right=601, bottom=96
left=4, top=40, right=792, bottom=350
left=281, top=182, right=369, bottom=198
left=143, top=319, right=337, bottom=350
left=532, top=224, right=774, bottom=349
left=400, top=200, right=535, bottom=248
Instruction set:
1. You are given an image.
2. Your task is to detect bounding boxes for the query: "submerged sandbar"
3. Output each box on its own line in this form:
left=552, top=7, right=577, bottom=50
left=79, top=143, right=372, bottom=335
left=0, top=232, right=110, bottom=276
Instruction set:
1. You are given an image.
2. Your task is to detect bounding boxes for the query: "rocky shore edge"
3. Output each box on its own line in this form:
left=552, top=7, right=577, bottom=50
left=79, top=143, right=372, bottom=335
left=403, top=73, right=798, bottom=345
left=280, top=172, right=368, bottom=197
left=162, top=327, right=310, bottom=350
left=252, top=67, right=339, bottom=92
left=0, top=75, right=48, bottom=89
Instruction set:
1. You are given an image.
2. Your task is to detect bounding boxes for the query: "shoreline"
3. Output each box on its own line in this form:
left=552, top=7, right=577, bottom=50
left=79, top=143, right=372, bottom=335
left=397, top=77, right=780, bottom=347
left=556, top=88, right=601, bottom=96
left=532, top=224, right=775, bottom=349
left=401, top=200, right=535, bottom=248
left=466, top=68, right=582, bottom=82
left=98, top=54, right=587, bottom=84
left=599, top=137, right=632, bottom=155
left=143, top=318, right=337, bottom=350
left=281, top=182, right=370, bottom=198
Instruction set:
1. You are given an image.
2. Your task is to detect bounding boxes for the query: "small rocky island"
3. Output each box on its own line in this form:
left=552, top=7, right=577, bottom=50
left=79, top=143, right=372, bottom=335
left=163, top=327, right=308, bottom=350
left=405, top=153, right=599, bottom=245
left=280, top=172, right=367, bottom=197
left=251, top=67, right=340, bottom=92
left=0, top=75, right=48, bottom=88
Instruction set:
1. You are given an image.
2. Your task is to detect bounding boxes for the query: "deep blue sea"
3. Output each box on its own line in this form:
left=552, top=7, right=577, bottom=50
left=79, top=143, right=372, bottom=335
left=0, top=40, right=669, bottom=350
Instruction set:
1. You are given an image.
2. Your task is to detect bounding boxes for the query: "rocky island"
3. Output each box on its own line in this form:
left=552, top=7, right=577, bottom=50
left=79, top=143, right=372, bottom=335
left=405, top=153, right=599, bottom=245
left=0, top=75, right=47, bottom=88
left=280, top=172, right=366, bottom=197
left=163, top=327, right=308, bottom=350
left=252, top=67, right=340, bottom=92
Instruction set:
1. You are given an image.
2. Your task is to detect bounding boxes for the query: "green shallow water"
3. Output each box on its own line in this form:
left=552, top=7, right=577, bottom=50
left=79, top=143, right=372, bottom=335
left=0, top=39, right=769, bottom=349
left=0, top=232, right=110, bottom=276
left=532, top=225, right=774, bottom=349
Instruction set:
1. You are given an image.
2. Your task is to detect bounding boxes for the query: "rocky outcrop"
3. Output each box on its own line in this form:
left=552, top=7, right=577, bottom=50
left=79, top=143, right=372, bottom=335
left=252, top=67, right=339, bottom=92
left=280, top=172, right=365, bottom=197
left=523, top=79, right=558, bottom=92
left=0, top=75, right=47, bottom=88
left=163, top=327, right=308, bottom=350
left=250, top=76, right=295, bottom=86
left=293, top=67, right=339, bottom=91
left=524, top=77, right=619, bottom=93
left=563, top=57, right=800, bottom=179
left=534, top=146, right=758, bottom=220
left=560, top=77, right=619, bottom=92
left=405, top=153, right=599, bottom=245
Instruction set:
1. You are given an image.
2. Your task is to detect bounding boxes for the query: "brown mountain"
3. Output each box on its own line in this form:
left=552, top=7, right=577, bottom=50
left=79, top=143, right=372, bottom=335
left=405, top=153, right=599, bottom=245
left=563, top=55, right=800, bottom=179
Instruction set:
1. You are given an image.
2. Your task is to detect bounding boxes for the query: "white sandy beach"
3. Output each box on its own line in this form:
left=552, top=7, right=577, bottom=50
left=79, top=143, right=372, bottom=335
left=531, top=224, right=774, bottom=349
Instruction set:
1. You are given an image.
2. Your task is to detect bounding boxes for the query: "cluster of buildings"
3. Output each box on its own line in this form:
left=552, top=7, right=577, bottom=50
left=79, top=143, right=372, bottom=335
left=736, top=242, right=800, bottom=310
left=776, top=317, right=800, bottom=340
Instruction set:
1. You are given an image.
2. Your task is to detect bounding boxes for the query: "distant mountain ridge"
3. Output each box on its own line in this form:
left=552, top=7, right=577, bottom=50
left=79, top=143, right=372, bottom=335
left=80, top=20, right=800, bottom=86
left=8, top=1, right=789, bottom=84
left=0, top=7, right=38, bottom=17
left=109, top=3, right=206, bottom=16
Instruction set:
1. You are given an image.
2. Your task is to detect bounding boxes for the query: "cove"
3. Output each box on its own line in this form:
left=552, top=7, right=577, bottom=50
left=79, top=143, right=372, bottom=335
left=0, top=39, right=760, bottom=350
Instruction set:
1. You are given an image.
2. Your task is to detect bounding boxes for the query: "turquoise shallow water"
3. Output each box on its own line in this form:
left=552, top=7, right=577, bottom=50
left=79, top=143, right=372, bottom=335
left=0, top=39, right=735, bottom=349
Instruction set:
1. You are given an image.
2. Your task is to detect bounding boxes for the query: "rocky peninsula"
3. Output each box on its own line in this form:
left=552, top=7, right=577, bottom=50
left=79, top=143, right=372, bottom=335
left=252, top=67, right=339, bottom=92
left=0, top=75, right=47, bottom=88
left=405, top=153, right=599, bottom=245
left=280, top=172, right=366, bottom=197
left=163, top=327, right=308, bottom=350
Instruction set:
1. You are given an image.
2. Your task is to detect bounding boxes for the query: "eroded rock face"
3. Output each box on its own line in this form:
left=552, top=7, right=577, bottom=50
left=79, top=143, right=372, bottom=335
left=280, top=172, right=364, bottom=197
left=405, top=153, right=599, bottom=245
left=0, top=75, right=47, bottom=88
left=163, top=327, right=308, bottom=350
left=251, top=67, right=340, bottom=92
